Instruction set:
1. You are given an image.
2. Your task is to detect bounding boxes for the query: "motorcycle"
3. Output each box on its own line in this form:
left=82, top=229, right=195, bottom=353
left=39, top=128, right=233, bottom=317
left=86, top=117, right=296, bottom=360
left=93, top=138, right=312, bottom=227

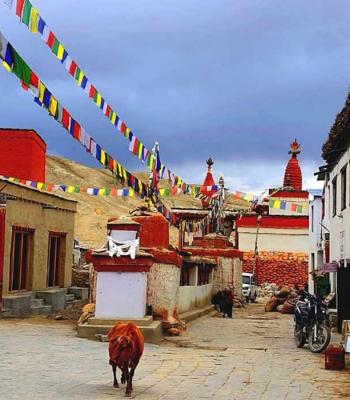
left=294, top=291, right=331, bottom=353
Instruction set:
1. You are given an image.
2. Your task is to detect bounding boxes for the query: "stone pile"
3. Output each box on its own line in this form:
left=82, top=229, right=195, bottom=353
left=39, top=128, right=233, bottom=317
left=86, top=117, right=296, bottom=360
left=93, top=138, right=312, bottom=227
left=72, top=264, right=90, bottom=287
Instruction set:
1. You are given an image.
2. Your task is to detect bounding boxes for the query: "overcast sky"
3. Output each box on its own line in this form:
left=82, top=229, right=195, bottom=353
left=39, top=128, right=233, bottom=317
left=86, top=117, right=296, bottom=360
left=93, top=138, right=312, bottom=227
left=1, top=0, right=349, bottom=192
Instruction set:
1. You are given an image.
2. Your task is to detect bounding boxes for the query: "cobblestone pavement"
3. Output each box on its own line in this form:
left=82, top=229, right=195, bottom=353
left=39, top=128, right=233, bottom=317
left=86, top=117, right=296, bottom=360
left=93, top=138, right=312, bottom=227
left=0, top=304, right=349, bottom=399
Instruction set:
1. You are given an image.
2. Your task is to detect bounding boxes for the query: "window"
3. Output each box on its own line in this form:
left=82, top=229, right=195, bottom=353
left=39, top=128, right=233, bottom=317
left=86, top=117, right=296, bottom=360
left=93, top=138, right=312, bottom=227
left=341, top=165, right=347, bottom=211
left=180, top=267, right=190, bottom=286
left=198, top=265, right=212, bottom=286
left=47, top=233, right=65, bottom=287
left=311, top=205, right=314, bottom=232
left=9, top=227, right=33, bottom=291
left=332, top=176, right=337, bottom=217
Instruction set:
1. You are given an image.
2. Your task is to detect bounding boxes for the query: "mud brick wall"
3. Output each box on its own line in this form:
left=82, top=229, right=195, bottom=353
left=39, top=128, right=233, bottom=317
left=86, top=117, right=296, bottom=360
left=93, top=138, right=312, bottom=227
left=242, top=251, right=308, bottom=286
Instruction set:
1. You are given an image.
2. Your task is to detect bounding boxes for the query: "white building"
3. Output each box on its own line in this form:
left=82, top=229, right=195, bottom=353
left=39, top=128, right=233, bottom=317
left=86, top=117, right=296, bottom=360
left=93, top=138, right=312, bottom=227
left=308, top=193, right=325, bottom=294
left=317, top=92, right=350, bottom=331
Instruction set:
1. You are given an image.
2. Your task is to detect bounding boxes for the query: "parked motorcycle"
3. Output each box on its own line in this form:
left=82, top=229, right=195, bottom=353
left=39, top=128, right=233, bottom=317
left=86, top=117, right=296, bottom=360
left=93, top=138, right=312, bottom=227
left=294, top=291, right=331, bottom=353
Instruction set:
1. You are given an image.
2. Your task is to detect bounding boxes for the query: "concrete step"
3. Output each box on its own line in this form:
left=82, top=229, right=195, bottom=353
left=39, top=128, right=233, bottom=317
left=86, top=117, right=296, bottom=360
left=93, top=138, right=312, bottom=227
left=87, top=316, right=153, bottom=327
left=31, top=298, right=45, bottom=308
left=30, top=305, right=52, bottom=315
left=77, top=320, right=163, bottom=344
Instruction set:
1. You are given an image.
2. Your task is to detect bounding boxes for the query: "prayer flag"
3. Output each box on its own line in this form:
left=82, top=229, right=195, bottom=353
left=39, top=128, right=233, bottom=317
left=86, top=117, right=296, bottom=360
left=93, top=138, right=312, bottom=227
left=57, top=44, right=65, bottom=61
left=21, top=0, right=32, bottom=26
left=29, top=7, right=39, bottom=33
left=37, top=17, right=45, bottom=34
left=16, top=0, right=25, bottom=17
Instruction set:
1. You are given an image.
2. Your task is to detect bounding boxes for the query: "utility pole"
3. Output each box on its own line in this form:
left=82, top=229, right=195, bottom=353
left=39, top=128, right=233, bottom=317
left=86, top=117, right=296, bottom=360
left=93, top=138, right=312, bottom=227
left=252, top=214, right=262, bottom=277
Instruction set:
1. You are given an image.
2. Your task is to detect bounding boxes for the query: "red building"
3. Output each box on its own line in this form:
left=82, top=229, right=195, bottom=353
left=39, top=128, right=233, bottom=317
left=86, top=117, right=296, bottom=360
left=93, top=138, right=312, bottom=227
left=0, top=128, right=46, bottom=182
left=236, top=141, right=309, bottom=286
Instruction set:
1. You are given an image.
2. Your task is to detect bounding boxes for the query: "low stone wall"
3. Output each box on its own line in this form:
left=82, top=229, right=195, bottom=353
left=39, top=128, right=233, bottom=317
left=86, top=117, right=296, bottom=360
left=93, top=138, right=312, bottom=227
left=147, top=262, right=181, bottom=318
left=242, top=251, right=308, bottom=286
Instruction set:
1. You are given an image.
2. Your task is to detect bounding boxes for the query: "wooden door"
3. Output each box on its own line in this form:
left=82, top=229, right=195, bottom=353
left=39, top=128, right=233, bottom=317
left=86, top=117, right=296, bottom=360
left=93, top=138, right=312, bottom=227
left=337, top=267, right=350, bottom=332
left=0, top=209, right=5, bottom=311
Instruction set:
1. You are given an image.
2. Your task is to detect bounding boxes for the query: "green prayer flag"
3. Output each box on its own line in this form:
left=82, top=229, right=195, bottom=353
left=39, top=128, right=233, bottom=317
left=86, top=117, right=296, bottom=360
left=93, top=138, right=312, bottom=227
left=105, top=188, right=111, bottom=196
left=75, top=67, right=81, bottom=80
left=269, top=199, right=274, bottom=207
left=52, top=38, right=60, bottom=56
left=297, top=205, right=303, bottom=213
left=22, top=62, right=31, bottom=86
left=11, top=47, right=24, bottom=81
left=21, top=0, right=32, bottom=26
left=74, top=187, right=80, bottom=193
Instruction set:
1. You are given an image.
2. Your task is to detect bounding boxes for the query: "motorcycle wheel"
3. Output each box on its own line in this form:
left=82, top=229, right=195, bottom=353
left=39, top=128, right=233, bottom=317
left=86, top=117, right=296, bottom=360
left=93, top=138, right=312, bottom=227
left=308, top=325, right=331, bottom=353
left=294, top=325, right=306, bottom=348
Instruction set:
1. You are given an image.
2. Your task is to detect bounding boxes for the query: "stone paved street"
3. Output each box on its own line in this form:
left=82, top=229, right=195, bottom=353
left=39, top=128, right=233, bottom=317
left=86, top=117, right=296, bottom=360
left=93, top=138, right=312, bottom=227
left=0, top=304, right=349, bottom=399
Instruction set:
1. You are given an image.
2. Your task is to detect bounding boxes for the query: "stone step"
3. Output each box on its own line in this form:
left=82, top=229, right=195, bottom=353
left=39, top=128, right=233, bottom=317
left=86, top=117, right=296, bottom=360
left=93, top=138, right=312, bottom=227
left=87, top=316, right=153, bottom=327
left=0, top=308, right=13, bottom=318
left=30, top=305, right=52, bottom=315
left=68, top=287, right=89, bottom=301
left=65, top=294, right=75, bottom=303
left=31, top=298, right=45, bottom=308
left=77, top=320, right=163, bottom=344
left=179, top=304, right=215, bottom=323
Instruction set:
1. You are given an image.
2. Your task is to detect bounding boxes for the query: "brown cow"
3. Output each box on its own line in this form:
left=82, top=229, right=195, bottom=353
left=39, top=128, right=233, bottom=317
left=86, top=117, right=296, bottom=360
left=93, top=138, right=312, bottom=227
left=108, top=322, right=144, bottom=397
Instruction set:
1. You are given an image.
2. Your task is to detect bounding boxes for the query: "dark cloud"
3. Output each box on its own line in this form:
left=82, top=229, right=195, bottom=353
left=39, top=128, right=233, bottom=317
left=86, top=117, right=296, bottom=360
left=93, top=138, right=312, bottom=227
left=1, top=0, right=350, bottom=190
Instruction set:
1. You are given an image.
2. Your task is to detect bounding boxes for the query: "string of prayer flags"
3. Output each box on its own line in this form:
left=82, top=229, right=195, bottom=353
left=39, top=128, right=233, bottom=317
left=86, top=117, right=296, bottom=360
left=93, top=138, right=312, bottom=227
left=2, top=0, right=193, bottom=194
left=0, top=31, right=148, bottom=198
left=269, top=198, right=308, bottom=213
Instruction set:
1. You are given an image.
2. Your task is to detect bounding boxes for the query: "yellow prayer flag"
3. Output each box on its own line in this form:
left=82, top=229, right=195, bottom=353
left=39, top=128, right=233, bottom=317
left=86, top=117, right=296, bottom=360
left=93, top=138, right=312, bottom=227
left=96, top=93, right=102, bottom=107
left=8, top=177, right=15, bottom=182
left=274, top=200, right=281, bottom=209
left=57, top=44, right=65, bottom=61
left=125, top=127, right=130, bottom=138
left=29, top=8, right=39, bottom=33
left=39, top=82, right=45, bottom=103
left=77, top=70, right=84, bottom=86
left=129, top=189, right=135, bottom=197
left=67, top=186, right=75, bottom=193
left=138, top=180, right=143, bottom=193
left=160, top=189, right=165, bottom=196
left=37, top=182, right=44, bottom=190
left=111, top=112, right=117, bottom=125
left=49, top=96, right=58, bottom=116
left=100, top=149, right=106, bottom=165
left=2, top=60, right=12, bottom=72
left=98, top=188, right=106, bottom=196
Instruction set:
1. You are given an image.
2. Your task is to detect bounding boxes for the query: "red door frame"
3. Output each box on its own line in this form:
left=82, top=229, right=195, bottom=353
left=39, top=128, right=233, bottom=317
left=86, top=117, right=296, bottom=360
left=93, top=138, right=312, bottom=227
left=0, top=209, right=6, bottom=311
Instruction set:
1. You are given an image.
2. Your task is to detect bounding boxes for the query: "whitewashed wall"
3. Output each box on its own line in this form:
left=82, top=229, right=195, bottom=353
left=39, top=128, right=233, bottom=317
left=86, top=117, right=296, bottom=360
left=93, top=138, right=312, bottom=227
left=95, top=272, right=147, bottom=318
left=238, top=227, right=309, bottom=252
left=178, top=284, right=213, bottom=313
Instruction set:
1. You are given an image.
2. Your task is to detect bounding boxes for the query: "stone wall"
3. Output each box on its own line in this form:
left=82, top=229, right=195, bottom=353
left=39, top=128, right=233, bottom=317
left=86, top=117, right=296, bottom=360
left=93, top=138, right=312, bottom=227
left=213, top=257, right=243, bottom=296
left=147, top=262, right=181, bottom=318
left=242, top=251, right=308, bottom=287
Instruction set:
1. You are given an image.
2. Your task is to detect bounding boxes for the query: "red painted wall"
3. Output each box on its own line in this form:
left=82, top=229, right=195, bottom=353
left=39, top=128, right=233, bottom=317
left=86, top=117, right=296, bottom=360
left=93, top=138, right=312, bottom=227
left=0, top=209, right=5, bottom=311
left=132, top=214, right=169, bottom=248
left=0, top=129, right=46, bottom=182
left=242, top=251, right=308, bottom=286
left=237, top=215, right=309, bottom=229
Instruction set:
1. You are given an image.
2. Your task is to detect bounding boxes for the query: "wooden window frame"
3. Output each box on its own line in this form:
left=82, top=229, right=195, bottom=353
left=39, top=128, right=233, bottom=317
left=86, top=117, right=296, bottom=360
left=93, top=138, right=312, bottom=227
left=180, top=267, right=190, bottom=286
left=198, top=264, right=212, bottom=286
left=332, top=176, right=337, bottom=217
left=47, top=232, right=66, bottom=288
left=341, top=165, right=347, bottom=211
left=9, top=227, right=34, bottom=292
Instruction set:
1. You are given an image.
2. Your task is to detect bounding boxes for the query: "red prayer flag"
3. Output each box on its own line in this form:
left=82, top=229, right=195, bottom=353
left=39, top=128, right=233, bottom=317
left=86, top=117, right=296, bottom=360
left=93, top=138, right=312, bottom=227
left=69, top=61, right=77, bottom=76
left=16, top=0, right=25, bottom=17
left=47, top=32, right=55, bottom=48
left=111, top=188, right=117, bottom=197
left=30, top=72, right=39, bottom=88
left=73, top=121, right=81, bottom=140
left=62, top=108, right=70, bottom=129
left=21, top=81, right=29, bottom=91
left=108, top=157, right=114, bottom=170
left=47, top=184, right=53, bottom=192
left=120, top=122, right=126, bottom=133
left=105, top=105, right=111, bottom=117
left=132, top=138, right=139, bottom=155
left=89, top=85, right=96, bottom=98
